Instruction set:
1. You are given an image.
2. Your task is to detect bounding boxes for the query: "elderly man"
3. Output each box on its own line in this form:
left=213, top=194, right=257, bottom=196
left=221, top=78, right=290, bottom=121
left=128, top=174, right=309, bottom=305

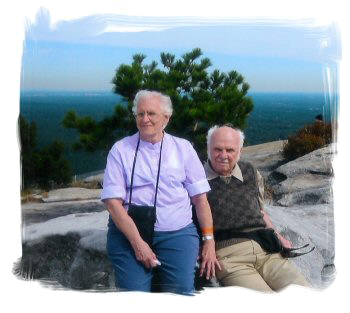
left=204, top=124, right=309, bottom=292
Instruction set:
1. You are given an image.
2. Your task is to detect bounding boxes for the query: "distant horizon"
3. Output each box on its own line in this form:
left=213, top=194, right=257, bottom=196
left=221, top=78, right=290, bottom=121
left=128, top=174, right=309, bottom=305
left=19, top=90, right=330, bottom=175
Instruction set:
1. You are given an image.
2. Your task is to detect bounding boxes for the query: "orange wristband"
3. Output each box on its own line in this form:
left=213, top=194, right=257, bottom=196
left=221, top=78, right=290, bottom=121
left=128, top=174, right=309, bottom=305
left=201, top=226, right=214, bottom=235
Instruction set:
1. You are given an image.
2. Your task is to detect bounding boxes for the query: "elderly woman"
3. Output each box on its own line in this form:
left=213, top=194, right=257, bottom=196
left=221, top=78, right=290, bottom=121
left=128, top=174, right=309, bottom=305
left=101, top=90, right=220, bottom=294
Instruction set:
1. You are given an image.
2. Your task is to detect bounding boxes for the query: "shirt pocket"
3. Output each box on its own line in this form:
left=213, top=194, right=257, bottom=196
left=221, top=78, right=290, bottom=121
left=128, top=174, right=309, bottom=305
left=164, top=167, right=186, bottom=186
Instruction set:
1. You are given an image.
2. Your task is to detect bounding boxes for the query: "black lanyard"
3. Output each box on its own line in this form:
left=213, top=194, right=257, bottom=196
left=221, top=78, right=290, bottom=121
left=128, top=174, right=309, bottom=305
left=128, top=132, right=164, bottom=207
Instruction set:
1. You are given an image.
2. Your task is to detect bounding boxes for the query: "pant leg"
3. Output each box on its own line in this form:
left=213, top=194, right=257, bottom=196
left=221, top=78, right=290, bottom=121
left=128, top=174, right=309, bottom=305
left=215, top=241, right=273, bottom=293
left=253, top=241, right=310, bottom=291
left=107, top=217, right=153, bottom=292
left=152, top=223, right=200, bottom=295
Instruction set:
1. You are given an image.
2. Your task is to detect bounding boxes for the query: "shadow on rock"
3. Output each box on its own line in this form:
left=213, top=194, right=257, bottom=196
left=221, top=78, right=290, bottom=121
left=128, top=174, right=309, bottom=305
left=13, top=232, right=115, bottom=291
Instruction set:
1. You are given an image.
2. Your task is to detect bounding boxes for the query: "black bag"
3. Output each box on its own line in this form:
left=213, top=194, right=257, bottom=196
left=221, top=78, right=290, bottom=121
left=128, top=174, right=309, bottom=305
left=128, top=204, right=156, bottom=247
left=252, top=228, right=315, bottom=258
left=126, top=133, right=163, bottom=247
left=248, top=228, right=283, bottom=253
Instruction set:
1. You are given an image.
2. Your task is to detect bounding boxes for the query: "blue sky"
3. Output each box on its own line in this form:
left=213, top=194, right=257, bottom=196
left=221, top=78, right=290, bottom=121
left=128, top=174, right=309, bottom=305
left=21, top=9, right=341, bottom=93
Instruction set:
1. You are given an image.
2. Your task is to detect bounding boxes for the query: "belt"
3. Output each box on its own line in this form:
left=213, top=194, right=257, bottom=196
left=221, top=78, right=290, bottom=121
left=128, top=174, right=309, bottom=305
left=215, top=237, right=250, bottom=250
left=214, top=227, right=265, bottom=250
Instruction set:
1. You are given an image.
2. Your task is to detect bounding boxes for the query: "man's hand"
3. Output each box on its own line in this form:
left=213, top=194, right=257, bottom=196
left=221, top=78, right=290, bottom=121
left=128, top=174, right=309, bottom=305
left=261, top=208, right=292, bottom=249
left=199, top=239, right=222, bottom=280
left=277, top=234, right=292, bottom=249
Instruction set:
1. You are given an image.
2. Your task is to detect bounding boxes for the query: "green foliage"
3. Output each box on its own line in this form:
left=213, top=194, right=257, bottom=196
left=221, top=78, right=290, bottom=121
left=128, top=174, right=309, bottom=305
left=63, top=48, right=253, bottom=160
left=282, top=121, right=333, bottom=160
left=19, top=115, right=72, bottom=190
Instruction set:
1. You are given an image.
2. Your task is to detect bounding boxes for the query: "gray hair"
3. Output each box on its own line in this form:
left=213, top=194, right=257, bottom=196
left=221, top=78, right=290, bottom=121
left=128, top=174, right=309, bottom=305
left=132, top=90, right=173, bottom=117
left=207, top=124, right=245, bottom=160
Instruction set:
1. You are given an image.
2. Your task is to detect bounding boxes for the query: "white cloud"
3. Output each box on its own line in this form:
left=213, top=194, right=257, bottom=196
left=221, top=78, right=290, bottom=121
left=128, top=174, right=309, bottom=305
left=23, top=9, right=341, bottom=65
left=25, top=10, right=277, bottom=35
left=21, top=14, right=340, bottom=92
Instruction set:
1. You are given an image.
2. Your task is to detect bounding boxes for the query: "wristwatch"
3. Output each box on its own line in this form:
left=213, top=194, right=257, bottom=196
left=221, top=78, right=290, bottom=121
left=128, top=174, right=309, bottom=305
left=202, top=235, right=214, bottom=241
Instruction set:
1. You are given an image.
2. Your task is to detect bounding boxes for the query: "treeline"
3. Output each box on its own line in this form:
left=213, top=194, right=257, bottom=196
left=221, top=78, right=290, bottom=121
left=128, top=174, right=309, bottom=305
left=19, top=117, right=334, bottom=191
left=19, top=115, right=72, bottom=190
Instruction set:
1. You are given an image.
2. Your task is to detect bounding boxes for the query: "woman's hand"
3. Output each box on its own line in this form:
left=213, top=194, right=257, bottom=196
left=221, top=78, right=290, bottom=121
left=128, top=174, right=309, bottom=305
left=106, top=198, right=160, bottom=269
left=199, top=239, right=221, bottom=280
left=131, top=238, right=160, bottom=269
left=191, top=193, right=221, bottom=279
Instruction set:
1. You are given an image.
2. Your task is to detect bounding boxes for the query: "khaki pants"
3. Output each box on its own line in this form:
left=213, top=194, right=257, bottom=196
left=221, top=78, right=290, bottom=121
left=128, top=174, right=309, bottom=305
left=216, top=240, right=309, bottom=292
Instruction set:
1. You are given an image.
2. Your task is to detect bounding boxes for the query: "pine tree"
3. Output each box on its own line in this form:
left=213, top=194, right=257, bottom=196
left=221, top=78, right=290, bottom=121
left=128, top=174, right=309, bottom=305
left=63, top=48, right=253, bottom=160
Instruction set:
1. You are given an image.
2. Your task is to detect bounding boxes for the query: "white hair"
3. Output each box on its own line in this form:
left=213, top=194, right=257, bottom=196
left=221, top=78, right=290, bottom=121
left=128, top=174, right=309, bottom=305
left=132, top=90, right=173, bottom=117
left=207, top=125, right=245, bottom=160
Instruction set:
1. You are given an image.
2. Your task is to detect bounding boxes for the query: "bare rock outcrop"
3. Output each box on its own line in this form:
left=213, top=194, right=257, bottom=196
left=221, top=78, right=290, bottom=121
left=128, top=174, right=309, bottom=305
left=15, top=141, right=336, bottom=291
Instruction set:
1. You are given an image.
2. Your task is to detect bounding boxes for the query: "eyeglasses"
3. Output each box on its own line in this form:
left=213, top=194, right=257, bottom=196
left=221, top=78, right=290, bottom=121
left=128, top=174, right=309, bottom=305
left=135, top=111, right=160, bottom=119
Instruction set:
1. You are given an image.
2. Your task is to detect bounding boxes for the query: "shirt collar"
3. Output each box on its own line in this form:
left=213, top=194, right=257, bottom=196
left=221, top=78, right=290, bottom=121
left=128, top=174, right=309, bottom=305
left=204, top=160, right=243, bottom=182
left=138, top=132, right=167, bottom=150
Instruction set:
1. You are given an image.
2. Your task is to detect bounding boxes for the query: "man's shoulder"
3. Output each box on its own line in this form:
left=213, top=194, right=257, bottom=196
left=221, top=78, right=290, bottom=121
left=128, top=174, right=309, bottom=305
left=238, top=160, right=255, bottom=170
left=238, top=161, right=259, bottom=177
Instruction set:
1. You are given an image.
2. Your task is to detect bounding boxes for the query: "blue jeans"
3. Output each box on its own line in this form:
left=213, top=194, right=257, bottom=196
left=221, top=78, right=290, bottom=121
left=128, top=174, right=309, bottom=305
left=107, top=217, right=199, bottom=294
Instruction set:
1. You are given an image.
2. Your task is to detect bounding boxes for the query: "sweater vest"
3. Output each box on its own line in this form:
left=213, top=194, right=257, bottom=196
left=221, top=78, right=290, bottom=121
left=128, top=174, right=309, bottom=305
left=207, top=161, right=266, bottom=234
